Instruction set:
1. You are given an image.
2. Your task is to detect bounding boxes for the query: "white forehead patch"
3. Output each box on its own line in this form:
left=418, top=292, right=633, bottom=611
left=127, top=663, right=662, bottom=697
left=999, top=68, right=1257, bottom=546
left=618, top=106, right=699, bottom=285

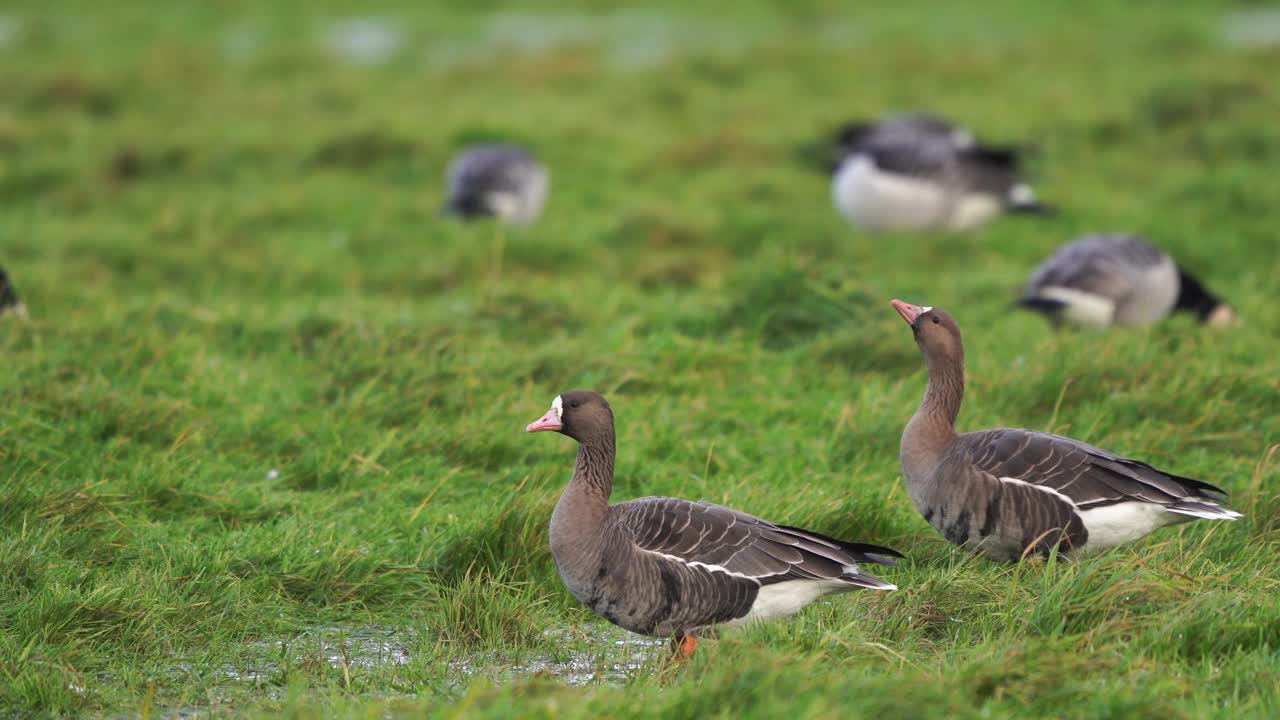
left=551, top=395, right=563, bottom=421
left=921, top=306, right=934, bottom=313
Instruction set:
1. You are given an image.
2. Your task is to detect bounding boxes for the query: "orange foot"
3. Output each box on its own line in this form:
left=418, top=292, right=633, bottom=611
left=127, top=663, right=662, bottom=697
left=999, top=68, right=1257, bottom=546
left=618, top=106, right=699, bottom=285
left=672, top=633, right=698, bottom=659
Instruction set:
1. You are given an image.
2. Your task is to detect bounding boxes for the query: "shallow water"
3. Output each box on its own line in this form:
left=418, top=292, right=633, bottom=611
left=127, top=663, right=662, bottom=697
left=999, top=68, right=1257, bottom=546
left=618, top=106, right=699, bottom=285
left=448, top=623, right=666, bottom=688
left=219, top=622, right=663, bottom=692
left=1220, top=9, right=1280, bottom=48
left=513, top=625, right=666, bottom=686
left=429, top=10, right=757, bottom=71
left=0, top=15, right=19, bottom=49
left=324, top=17, right=404, bottom=65
left=220, top=624, right=415, bottom=686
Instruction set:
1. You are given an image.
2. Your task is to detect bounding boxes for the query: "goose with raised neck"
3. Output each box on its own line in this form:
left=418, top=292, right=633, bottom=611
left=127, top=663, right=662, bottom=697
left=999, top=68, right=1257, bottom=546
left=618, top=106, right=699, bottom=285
left=892, top=300, right=1241, bottom=561
left=527, top=389, right=902, bottom=655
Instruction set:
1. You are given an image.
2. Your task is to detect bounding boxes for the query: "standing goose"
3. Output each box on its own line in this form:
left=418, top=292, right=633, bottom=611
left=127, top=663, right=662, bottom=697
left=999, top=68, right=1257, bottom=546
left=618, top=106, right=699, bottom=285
left=832, top=131, right=1049, bottom=233
left=891, top=300, right=1241, bottom=561
left=527, top=390, right=901, bottom=655
left=443, top=144, right=549, bottom=226
left=0, top=265, right=25, bottom=318
left=1019, top=233, right=1236, bottom=329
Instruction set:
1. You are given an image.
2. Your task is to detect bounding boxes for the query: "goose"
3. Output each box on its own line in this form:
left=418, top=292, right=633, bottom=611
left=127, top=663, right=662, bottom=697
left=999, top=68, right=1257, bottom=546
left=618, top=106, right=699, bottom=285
left=1018, top=233, right=1236, bottom=329
left=891, top=299, right=1241, bottom=561
left=526, top=390, right=902, bottom=656
left=443, top=144, right=548, bottom=225
left=832, top=112, right=1024, bottom=168
left=832, top=131, right=1049, bottom=233
left=0, top=265, right=25, bottom=318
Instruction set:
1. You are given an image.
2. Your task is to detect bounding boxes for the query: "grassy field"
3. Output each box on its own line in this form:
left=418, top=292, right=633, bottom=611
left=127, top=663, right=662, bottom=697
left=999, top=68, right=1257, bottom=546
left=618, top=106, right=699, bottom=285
left=2, top=0, right=1279, bottom=717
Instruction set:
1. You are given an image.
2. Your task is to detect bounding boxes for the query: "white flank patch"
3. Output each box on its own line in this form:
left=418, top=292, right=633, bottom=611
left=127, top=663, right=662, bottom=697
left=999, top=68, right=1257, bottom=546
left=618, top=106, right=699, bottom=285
left=948, top=193, right=1003, bottom=231
left=950, top=129, right=976, bottom=149
left=1035, top=286, right=1116, bottom=329
left=998, top=476, right=1079, bottom=508
left=486, top=192, right=522, bottom=220
left=1078, top=502, right=1177, bottom=549
left=832, top=155, right=951, bottom=231
left=551, top=395, right=564, bottom=421
left=1009, top=183, right=1037, bottom=205
left=640, top=548, right=754, bottom=579
left=721, top=580, right=833, bottom=628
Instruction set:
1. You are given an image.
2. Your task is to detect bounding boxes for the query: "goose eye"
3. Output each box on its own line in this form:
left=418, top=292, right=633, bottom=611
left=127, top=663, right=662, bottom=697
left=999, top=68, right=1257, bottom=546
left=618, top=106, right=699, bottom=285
left=931, top=316, right=940, bottom=324
left=570, top=400, right=581, bottom=408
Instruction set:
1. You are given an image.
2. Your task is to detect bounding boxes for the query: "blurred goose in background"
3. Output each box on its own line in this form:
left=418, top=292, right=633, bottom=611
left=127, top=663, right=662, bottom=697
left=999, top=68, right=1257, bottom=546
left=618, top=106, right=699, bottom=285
left=0, top=266, right=26, bottom=318
left=891, top=299, right=1241, bottom=562
left=832, top=112, right=1023, bottom=168
left=830, top=112, right=1047, bottom=232
left=1019, top=234, right=1236, bottom=329
left=527, top=390, right=901, bottom=657
left=443, top=144, right=548, bottom=225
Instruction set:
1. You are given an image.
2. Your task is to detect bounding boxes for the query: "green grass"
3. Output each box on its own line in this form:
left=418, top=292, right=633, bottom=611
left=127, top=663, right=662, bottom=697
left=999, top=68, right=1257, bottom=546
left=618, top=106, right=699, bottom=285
left=2, top=0, right=1279, bottom=717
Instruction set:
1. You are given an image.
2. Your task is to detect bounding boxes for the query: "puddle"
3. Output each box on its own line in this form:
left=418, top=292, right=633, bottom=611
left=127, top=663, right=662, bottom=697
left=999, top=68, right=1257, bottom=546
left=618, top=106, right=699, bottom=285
left=216, top=622, right=663, bottom=695
left=222, top=624, right=416, bottom=685
left=222, top=27, right=259, bottom=62
left=429, top=11, right=756, bottom=71
left=324, top=17, right=404, bottom=65
left=513, top=625, right=666, bottom=686
left=448, top=623, right=666, bottom=688
left=0, top=15, right=19, bottom=49
left=1221, top=9, right=1280, bottom=48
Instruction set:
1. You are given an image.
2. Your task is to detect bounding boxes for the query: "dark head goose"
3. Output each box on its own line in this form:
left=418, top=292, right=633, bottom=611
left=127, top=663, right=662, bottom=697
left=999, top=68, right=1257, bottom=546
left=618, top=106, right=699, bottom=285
left=891, top=300, right=1240, bottom=561
left=1019, top=233, right=1236, bottom=329
left=831, top=129, right=1048, bottom=233
left=0, top=265, right=25, bottom=318
left=444, top=144, right=548, bottom=226
left=527, top=390, right=901, bottom=655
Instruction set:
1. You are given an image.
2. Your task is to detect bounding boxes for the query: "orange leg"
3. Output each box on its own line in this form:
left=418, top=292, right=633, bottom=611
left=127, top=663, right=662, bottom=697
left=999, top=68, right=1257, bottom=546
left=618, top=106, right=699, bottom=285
left=673, top=633, right=698, bottom=659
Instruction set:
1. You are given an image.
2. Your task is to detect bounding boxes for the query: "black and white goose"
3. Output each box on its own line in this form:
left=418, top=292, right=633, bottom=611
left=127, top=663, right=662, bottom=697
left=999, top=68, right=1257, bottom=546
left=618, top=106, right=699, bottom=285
left=444, top=144, right=549, bottom=226
left=0, top=265, right=25, bottom=318
left=1019, top=233, right=1237, bottom=329
left=892, top=299, right=1241, bottom=561
left=526, top=390, right=901, bottom=655
left=832, top=126, right=1048, bottom=232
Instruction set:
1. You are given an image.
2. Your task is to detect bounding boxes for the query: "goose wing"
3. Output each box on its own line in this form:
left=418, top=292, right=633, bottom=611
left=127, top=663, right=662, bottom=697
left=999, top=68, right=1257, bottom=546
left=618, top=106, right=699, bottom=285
left=1025, top=235, right=1166, bottom=299
left=957, top=428, right=1236, bottom=517
left=610, top=497, right=900, bottom=589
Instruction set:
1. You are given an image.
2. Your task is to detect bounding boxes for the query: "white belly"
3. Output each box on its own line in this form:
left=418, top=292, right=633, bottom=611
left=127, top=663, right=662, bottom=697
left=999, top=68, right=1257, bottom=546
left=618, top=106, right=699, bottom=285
left=832, top=156, right=1005, bottom=231
left=1079, top=502, right=1180, bottom=549
left=832, top=156, right=952, bottom=231
left=1035, top=286, right=1118, bottom=328
left=1113, top=259, right=1178, bottom=326
left=721, top=580, right=845, bottom=629
left=488, top=167, right=549, bottom=225
left=947, top=193, right=1002, bottom=231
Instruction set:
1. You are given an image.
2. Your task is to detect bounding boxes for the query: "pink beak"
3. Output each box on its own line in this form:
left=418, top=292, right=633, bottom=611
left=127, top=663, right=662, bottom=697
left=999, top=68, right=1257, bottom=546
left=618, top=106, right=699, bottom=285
left=526, top=410, right=562, bottom=433
left=891, top=299, right=925, bottom=325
